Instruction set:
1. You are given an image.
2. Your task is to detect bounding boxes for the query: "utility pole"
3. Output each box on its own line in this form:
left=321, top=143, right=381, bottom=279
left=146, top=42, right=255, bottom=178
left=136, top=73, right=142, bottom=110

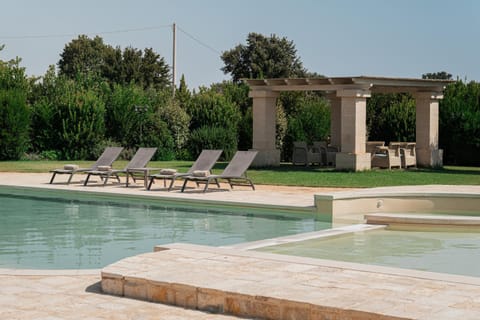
left=172, top=22, right=176, bottom=96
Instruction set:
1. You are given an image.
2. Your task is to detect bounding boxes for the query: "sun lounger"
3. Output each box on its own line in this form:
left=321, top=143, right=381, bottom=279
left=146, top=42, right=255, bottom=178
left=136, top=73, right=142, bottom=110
left=83, top=147, right=157, bottom=186
left=180, top=150, right=258, bottom=193
left=147, top=149, right=223, bottom=191
left=49, top=147, right=123, bottom=184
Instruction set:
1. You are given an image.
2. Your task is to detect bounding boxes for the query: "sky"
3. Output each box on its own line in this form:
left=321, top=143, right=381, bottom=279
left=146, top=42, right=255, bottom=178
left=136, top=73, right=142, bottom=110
left=0, top=0, right=479, bottom=89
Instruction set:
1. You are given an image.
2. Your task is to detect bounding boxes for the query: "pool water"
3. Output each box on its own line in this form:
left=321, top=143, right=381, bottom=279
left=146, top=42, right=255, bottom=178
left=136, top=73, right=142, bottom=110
left=0, top=188, right=330, bottom=269
left=256, top=228, right=480, bottom=277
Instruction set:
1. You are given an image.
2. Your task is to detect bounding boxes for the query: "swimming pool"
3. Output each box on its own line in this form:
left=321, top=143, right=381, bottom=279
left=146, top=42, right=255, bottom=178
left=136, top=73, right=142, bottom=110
left=255, top=227, right=480, bottom=277
left=0, top=187, right=330, bottom=269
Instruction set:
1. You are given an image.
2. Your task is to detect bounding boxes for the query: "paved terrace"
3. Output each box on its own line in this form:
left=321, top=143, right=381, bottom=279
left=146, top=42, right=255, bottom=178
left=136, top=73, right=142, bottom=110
left=1, top=172, right=480, bottom=319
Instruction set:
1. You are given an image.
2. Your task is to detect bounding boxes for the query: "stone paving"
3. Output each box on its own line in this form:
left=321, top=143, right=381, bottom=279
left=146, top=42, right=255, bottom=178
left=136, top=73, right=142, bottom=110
left=102, top=243, right=480, bottom=320
left=2, top=172, right=480, bottom=319
left=0, top=271, right=239, bottom=319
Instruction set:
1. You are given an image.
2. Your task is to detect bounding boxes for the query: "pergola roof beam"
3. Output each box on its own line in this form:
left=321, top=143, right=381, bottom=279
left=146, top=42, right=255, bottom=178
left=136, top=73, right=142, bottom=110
left=243, top=76, right=453, bottom=94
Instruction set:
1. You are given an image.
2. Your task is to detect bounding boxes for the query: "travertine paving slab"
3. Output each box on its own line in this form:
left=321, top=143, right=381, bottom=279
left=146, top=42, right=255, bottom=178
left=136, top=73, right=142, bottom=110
left=0, top=273, right=241, bottom=320
left=102, top=243, right=480, bottom=320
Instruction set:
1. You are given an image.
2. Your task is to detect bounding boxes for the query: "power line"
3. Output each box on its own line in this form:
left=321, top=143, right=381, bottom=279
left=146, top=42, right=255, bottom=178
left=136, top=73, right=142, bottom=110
left=0, top=25, right=171, bottom=40
left=177, top=25, right=221, bottom=55
left=0, top=24, right=221, bottom=56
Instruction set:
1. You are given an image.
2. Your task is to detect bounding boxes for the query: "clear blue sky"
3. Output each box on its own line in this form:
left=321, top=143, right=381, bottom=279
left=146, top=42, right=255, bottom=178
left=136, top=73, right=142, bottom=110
left=1, top=0, right=478, bottom=89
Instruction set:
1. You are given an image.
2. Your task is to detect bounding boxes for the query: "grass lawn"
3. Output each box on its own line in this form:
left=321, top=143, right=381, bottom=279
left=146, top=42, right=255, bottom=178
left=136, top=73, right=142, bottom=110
left=0, top=160, right=479, bottom=188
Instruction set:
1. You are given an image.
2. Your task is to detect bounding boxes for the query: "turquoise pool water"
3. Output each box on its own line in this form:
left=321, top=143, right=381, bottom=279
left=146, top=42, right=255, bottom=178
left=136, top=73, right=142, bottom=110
left=256, top=228, right=480, bottom=277
left=0, top=188, right=330, bottom=269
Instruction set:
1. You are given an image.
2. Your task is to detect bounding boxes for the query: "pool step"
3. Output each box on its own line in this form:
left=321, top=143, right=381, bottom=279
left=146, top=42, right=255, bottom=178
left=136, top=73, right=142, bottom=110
left=101, top=243, right=480, bottom=320
left=366, top=213, right=480, bottom=226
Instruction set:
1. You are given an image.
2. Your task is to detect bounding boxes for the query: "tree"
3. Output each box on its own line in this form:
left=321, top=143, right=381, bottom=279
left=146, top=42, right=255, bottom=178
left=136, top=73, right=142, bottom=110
left=0, top=54, right=30, bottom=160
left=58, top=35, right=107, bottom=78
left=422, top=71, right=453, bottom=80
left=58, top=35, right=170, bottom=89
left=367, top=93, right=415, bottom=143
left=440, top=80, right=480, bottom=165
left=31, top=72, right=106, bottom=160
left=186, top=88, right=242, bottom=159
left=221, top=33, right=306, bottom=82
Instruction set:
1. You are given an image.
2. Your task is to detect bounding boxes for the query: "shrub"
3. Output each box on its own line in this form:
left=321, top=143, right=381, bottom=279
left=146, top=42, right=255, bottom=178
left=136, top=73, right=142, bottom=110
left=137, top=112, right=175, bottom=161
left=440, top=80, right=480, bottom=165
left=283, top=95, right=330, bottom=161
left=0, top=88, right=30, bottom=160
left=157, top=98, right=190, bottom=158
left=187, top=126, right=237, bottom=160
left=31, top=75, right=106, bottom=160
left=56, top=89, right=106, bottom=160
left=186, top=89, right=241, bottom=132
left=0, top=58, right=30, bottom=160
left=367, top=93, right=415, bottom=143
left=105, top=83, right=150, bottom=147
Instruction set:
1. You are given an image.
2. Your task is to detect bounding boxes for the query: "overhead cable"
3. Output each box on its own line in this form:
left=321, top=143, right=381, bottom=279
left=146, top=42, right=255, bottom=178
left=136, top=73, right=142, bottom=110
left=0, top=25, right=171, bottom=40
left=177, top=26, right=221, bottom=55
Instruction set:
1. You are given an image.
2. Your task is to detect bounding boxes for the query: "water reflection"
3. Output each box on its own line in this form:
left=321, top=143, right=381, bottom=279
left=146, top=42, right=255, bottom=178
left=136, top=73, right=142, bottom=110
left=0, top=193, right=330, bottom=269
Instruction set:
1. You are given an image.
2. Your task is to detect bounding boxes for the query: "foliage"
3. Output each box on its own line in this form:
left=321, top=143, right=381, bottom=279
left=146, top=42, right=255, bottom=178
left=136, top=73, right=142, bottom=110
left=221, top=32, right=306, bottom=82
left=440, top=80, right=480, bottom=165
left=58, top=35, right=170, bottom=89
left=186, top=88, right=242, bottom=133
left=0, top=88, right=30, bottom=160
left=282, top=94, right=331, bottom=161
left=276, top=103, right=288, bottom=151
left=187, top=126, right=237, bottom=160
left=422, top=71, right=453, bottom=80
left=137, top=112, right=175, bottom=161
left=157, top=98, right=191, bottom=159
left=31, top=73, right=106, bottom=160
left=0, top=57, right=31, bottom=160
left=367, top=93, right=415, bottom=143
left=104, top=84, right=176, bottom=160
left=210, top=81, right=252, bottom=150
left=105, top=83, right=149, bottom=147
left=175, top=74, right=191, bottom=108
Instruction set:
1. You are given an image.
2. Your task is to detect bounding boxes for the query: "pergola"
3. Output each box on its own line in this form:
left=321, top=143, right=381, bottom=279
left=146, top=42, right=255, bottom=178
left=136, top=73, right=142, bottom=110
left=244, top=76, right=453, bottom=171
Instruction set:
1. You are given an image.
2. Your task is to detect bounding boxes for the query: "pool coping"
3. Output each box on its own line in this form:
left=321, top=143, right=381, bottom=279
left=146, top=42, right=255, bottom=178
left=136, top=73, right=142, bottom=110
left=0, top=184, right=317, bottom=214
left=101, top=243, right=480, bottom=319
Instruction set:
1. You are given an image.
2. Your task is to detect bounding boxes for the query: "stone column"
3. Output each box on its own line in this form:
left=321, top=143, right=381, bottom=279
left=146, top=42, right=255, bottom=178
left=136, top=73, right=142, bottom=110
left=326, top=94, right=342, bottom=148
left=414, top=92, right=443, bottom=167
left=249, top=90, right=280, bottom=166
left=335, top=89, right=371, bottom=171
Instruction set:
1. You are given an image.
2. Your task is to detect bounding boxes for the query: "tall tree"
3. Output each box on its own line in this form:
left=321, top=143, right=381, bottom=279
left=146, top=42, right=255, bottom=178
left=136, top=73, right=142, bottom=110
left=221, top=33, right=306, bottom=82
left=58, top=35, right=107, bottom=78
left=0, top=55, right=30, bottom=160
left=58, top=35, right=170, bottom=89
left=422, top=71, right=453, bottom=80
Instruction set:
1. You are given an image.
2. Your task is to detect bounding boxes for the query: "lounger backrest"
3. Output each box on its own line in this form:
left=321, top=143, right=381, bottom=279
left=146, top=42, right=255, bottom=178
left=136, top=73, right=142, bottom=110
left=187, top=149, right=223, bottom=173
left=92, top=147, right=124, bottom=170
left=124, top=147, right=157, bottom=169
left=221, top=151, right=258, bottom=177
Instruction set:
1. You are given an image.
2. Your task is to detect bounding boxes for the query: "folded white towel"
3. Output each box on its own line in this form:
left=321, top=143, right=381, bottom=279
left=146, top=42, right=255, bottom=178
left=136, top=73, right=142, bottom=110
left=160, top=168, right=177, bottom=175
left=97, top=165, right=112, bottom=171
left=63, top=164, right=79, bottom=170
left=192, top=170, right=210, bottom=177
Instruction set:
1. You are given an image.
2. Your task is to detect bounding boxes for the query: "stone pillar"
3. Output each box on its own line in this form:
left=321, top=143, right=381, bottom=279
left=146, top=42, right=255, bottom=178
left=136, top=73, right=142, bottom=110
left=414, top=92, right=443, bottom=167
left=327, top=94, right=342, bottom=148
left=249, top=90, right=280, bottom=166
left=335, top=89, right=371, bottom=171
